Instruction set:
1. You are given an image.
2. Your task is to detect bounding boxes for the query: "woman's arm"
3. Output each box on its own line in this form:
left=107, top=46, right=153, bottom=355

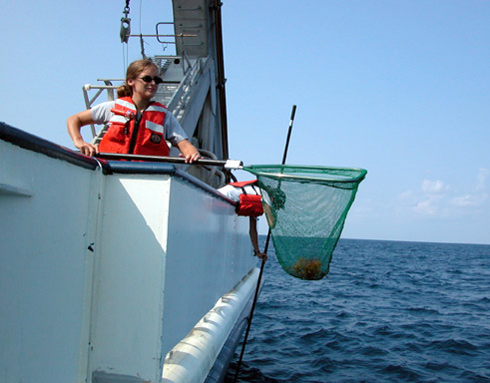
left=67, top=109, right=99, bottom=156
left=249, top=217, right=267, bottom=261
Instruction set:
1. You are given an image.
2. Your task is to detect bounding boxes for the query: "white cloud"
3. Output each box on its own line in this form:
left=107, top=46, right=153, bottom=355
left=449, top=168, right=489, bottom=208
left=421, top=179, right=450, bottom=194
left=394, top=168, right=490, bottom=219
left=414, top=199, right=437, bottom=215
left=405, top=179, right=450, bottom=216
left=452, top=193, right=488, bottom=207
left=397, top=173, right=488, bottom=218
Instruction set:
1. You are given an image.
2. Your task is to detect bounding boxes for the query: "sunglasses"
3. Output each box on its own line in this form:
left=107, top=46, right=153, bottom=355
left=138, top=75, right=164, bottom=84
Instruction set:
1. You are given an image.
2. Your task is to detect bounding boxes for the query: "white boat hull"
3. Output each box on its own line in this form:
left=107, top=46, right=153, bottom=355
left=0, top=123, right=259, bottom=383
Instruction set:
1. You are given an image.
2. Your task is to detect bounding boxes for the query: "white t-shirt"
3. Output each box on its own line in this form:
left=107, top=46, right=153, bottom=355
left=218, top=184, right=261, bottom=203
left=91, top=101, right=188, bottom=146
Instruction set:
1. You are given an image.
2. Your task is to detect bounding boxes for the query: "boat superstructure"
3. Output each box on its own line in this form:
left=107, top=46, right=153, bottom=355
left=0, top=1, right=260, bottom=382
left=86, top=0, right=229, bottom=187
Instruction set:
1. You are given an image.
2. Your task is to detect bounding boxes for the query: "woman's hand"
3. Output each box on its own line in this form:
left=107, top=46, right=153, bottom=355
left=74, top=138, right=99, bottom=156
left=254, top=250, right=268, bottom=261
left=179, top=151, right=201, bottom=163
left=176, top=139, right=201, bottom=163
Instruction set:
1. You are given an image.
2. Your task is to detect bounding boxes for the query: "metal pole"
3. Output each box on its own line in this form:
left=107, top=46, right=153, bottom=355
left=233, top=105, right=297, bottom=383
left=96, top=152, right=241, bottom=168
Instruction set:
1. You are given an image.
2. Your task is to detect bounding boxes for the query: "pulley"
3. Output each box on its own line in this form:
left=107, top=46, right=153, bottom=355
left=120, top=1, right=131, bottom=43
left=120, top=17, right=131, bottom=43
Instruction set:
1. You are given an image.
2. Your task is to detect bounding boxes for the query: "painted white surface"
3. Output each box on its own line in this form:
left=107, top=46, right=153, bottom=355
left=162, top=178, right=254, bottom=358
left=89, top=175, right=172, bottom=381
left=162, top=268, right=259, bottom=383
left=89, top=173, right=257, bottom=382
left=0, top=140, right=100, bottom=383
left=0, top=138, right=257, bottom=383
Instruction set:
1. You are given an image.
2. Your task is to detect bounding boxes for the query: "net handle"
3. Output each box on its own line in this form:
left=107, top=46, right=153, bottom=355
left=233, top=104, right=297, bottom=383
left=265, top=104, right=296, bottom=250
left=96, top=152, right=243, bottom=168
left=264, top=105, right=296, bottom=248
left=281, top=104, right=296, bottom=165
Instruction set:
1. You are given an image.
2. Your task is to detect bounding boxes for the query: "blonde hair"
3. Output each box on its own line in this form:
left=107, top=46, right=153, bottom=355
left=117, top=59, right=159, bottom=98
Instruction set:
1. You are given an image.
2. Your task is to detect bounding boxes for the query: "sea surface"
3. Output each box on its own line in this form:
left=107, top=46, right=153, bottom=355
left=225, top=238, right=490, bottom=383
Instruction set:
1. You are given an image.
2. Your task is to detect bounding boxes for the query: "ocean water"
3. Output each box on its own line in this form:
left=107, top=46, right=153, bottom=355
left=225, top=238, right=490, bottom=383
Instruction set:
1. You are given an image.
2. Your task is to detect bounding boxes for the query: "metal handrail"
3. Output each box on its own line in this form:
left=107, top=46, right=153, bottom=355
left=82, top=80, right=121, bottom=137
left=166, top=56, right=209, bottom=120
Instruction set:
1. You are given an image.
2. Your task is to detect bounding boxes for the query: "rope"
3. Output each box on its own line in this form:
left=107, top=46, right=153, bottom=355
left=139, top=34, right=146, bottom=59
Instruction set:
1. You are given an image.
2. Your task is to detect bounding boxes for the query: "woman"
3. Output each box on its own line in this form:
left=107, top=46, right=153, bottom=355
left=218, top=180, right=268, bottom=261
left=67, top=59, right=200, bottom=163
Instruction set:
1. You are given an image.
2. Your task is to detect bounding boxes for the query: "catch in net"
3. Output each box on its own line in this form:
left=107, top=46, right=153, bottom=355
left=243, top=165, right=367, bottom=280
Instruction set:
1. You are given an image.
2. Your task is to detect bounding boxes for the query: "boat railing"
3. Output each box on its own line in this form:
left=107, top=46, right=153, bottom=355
left=82, top=79, right=121, bottom=138
left=195, top=148, right=226, bottom=186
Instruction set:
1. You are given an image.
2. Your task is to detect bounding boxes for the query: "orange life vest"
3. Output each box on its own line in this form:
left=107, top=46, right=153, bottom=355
left=230, top=180, right=264, bottom=217
left=98, top=97, right=170, bottom=156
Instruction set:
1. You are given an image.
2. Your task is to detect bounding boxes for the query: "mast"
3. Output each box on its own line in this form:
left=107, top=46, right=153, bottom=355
left=171, top=0, right=229, bottom=161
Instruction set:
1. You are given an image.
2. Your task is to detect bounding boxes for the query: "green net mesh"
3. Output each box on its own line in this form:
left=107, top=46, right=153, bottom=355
left=243, top=165, right=367, bottom=280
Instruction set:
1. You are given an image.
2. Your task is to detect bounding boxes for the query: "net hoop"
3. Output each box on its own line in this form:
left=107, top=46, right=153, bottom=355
left=243, top=164, right=367, bottom=280
left=243, top=164, right=367, bottom=184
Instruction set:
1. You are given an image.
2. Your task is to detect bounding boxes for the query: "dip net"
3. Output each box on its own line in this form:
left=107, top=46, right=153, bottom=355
left=243, top=165, right=367, bottom=280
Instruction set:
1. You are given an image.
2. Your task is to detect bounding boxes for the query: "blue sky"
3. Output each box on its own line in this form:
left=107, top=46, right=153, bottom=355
left=1, top=1, right=489, bottom=244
